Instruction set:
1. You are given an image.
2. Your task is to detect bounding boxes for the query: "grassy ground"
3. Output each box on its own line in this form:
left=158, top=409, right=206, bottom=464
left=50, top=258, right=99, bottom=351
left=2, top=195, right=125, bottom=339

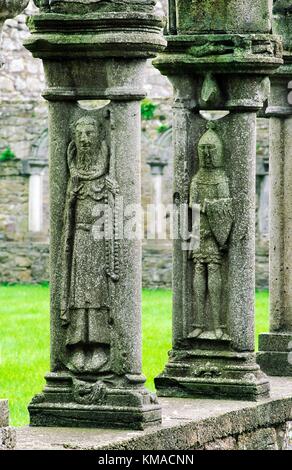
left=0, top=285, right=269, bottom=427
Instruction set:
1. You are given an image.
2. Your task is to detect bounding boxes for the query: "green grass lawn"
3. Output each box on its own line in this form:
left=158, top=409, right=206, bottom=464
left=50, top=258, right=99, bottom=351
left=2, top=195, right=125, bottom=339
left=0, top=285, right=269, bottom=427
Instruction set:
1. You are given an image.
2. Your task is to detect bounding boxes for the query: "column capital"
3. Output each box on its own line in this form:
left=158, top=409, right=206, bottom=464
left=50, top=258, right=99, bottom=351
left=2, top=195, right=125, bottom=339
left=25, top=11, right=166, bottom=61
left=154, top=34, right=282, bottom=78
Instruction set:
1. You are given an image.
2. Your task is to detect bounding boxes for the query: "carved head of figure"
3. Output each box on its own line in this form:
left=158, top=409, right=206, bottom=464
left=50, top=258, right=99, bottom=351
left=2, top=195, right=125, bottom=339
left=198, top=122, right=224, bottom=170
left=69, top=115, right=109, bottom=176
left=72, top=116, right=97, bottom=171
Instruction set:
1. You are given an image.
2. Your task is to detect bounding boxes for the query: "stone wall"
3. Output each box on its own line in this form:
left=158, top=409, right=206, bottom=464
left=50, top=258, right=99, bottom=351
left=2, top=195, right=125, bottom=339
left=13, top=377, right=292, bottom=450
left=0, top=2, right=270, bottom=289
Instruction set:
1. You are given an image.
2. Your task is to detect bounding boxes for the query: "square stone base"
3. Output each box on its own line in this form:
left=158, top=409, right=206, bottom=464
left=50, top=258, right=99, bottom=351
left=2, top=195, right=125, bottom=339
left=155, top=350, right=270, bottom=401
left=29, top=403, right=161, bottom=430
left=257, top=333, right=292, bottom=376
left=28, top=372, right=161, bottom=431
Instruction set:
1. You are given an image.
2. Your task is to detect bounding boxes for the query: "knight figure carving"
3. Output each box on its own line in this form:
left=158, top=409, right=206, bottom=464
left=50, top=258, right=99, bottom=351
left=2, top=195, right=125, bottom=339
left=188, top=123, right=233, bottom=340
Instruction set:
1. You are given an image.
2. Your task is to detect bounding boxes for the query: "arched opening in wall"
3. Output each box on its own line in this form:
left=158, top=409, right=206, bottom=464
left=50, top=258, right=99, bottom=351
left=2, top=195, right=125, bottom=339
left=256, top=122, right=270, bottom=290
left=199, top=110, right=230, bottom=121
left=28, top=129, right=49, bottom=235
left=142, top=127, right=173, bottom=288
left=77, top=100, right=111, bottom=111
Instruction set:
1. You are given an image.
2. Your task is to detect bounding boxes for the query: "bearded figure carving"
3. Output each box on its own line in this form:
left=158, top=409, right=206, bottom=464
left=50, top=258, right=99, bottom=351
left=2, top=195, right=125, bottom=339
left=60, top=115, right=119, bottom=374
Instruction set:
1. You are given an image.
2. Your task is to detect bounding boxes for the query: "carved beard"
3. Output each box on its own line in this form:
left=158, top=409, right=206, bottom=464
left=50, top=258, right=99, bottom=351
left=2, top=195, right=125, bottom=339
left=76, top=147, right=94, bottom=172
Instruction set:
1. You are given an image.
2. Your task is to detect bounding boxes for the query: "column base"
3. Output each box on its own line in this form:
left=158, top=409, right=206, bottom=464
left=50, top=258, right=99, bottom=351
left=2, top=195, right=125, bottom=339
left=155, top=349, right=270, bottom=401
left=257, top=333, right=292, bottom=376
left=29, top=372, right=161, bottom=431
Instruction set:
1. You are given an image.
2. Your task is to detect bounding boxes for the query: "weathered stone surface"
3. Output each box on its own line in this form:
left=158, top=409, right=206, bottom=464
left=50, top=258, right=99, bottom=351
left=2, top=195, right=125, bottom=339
left=257, top=0, right=292, bottom=377
left=0, top=400, right=9, bottom=427
left=0, top=0, right=29, bottom=20
left=0, top=0, right=29, bottom=58
left=13, top=377, right=292, bottom=450
left=0, top=427, right=16, bottom=450
left=154, top=0, right=282, bottom=400
left=0, top=401, right=15, bottom=450
left=237, top=427, right=279, bottom=450
left=24, top=2, right=166, bottom=430
left=204, top=436, right=237, bottom=450
left=176, top=0, right=272, bottom=34
left=0, top=6, right=271, bottom=289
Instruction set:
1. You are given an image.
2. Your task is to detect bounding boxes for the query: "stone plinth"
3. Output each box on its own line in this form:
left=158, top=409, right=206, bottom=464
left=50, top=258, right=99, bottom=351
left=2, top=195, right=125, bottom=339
left=24, top=3, right=165, bottom=430
left=153, top=0, right=282, bottom=400
left=14, top=377, right=292, bottom=450
left=257, top=0, right=292, bottom=376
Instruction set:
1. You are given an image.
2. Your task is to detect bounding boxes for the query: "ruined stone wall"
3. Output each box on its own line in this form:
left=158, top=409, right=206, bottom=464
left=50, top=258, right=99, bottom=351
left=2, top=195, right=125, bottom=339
left=0, top=4, right=49, bottom=283
left=0, top=2, right=270, bottom=289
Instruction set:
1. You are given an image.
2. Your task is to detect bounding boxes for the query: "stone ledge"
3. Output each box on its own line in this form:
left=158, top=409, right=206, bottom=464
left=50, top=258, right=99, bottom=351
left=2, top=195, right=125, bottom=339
left=15, top=377, right=292, bottom=450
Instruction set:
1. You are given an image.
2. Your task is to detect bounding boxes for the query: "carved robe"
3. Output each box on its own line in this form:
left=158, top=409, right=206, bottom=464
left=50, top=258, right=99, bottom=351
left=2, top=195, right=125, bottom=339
left=61, top=164, right=118, bottom=348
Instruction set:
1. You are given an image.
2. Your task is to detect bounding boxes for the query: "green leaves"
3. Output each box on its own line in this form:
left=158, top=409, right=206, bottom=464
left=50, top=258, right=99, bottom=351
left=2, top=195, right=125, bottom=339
left=0, top=147, right=16, bottom=162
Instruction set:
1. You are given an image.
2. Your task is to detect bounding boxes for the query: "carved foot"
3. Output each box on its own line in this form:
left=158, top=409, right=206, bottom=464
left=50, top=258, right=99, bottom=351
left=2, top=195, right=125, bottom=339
left=215, top=328, right=224, bottom=340
left=88, top=347, right=109, bottom=372
left=69, top=349, right=85, bottom=372
left=188, top=328, right=203, bottom=339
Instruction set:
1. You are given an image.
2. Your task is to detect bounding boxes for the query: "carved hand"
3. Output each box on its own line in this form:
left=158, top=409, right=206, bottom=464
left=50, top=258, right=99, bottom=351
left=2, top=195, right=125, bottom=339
left=71, top=174, right=80, bottom=192
left=105, top=176, right=119, bottom=195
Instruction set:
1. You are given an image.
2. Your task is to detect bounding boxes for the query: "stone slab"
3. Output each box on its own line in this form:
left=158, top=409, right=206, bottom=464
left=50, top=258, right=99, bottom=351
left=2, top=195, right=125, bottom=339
left=257, top=351, right=292, bottom=376
left=14, top=377, right=292, bottom=450
left=257, top=333, right=292, bottom=376
left=259, top=333, right=292, bottom=352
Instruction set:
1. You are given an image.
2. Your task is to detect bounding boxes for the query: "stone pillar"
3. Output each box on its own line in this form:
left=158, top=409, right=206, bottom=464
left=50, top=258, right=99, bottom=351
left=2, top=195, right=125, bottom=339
left=154, top=0, right=282, bottom=400
left=257, top=2, right=292, bottom=376
left=0, top=400, right=16, bottom=450
left=24, top=1, right=165, bottom=429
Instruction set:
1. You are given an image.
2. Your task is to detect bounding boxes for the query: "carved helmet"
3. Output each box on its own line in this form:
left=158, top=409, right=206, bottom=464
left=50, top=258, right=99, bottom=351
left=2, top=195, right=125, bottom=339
left=198, top=121, right=224, bottom=168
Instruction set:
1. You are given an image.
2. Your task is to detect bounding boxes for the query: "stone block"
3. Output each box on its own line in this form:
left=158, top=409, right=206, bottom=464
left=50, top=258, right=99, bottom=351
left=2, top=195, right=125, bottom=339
left=176, top=0, right=272, bottom=34
left=259, top=332, right=292, bottom=352
left=237, top=427, right=278, bottom=450
left=257, top=351, right=292, bottom=376
left=204, top=436, right=237, bottom=450
left=0, top=400, right=9, bottom=427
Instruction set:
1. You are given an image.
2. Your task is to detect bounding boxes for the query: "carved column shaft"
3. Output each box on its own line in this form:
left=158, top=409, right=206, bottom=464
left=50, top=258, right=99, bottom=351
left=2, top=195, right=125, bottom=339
left=25, top=4, right=165, bottom=430
left=154, top=0, right=282, bottom=400
left=258, top=2, right=292, bottom=374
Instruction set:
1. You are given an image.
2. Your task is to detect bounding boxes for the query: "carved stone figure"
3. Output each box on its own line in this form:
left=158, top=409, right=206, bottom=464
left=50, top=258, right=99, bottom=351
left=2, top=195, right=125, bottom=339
left=26, top=0, right=164, bottom=429
left=60, top=115, right=119, bottom=374
left=188, top=123, right=233, bottom=340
